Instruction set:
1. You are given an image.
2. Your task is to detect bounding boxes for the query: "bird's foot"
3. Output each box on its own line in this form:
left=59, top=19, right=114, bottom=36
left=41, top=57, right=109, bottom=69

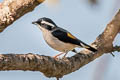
left=53, top=52, right=64, bottom=59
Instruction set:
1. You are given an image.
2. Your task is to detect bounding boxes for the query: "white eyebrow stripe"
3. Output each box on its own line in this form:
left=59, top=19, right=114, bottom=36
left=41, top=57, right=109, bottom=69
left=41, top=21, right=55, bottom=27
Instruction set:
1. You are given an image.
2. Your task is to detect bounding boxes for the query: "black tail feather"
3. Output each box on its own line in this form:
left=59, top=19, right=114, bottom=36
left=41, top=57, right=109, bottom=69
left=86, top=46, right=97, bottom=52
left=80, top=42, right=97, bottom=52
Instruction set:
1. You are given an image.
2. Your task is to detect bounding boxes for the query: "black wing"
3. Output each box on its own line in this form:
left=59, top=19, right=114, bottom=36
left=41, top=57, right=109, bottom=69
left=52, top=29, right=80, bottom=45
left=52, top=29, right=97, bottom=52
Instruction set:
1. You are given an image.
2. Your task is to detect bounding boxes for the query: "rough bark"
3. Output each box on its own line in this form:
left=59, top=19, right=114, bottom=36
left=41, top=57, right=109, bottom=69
left=0, top=0, right=120, bottom=79
left=0, top=0, right=44, bottom=32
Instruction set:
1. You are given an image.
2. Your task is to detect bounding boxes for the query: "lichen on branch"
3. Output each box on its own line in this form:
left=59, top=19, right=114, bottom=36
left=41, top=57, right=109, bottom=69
left=0, top=0, right=44, bottom=32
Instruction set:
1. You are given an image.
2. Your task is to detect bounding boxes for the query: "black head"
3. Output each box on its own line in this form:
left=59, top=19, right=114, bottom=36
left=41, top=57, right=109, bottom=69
left=32, top=17, right=57, bottom=31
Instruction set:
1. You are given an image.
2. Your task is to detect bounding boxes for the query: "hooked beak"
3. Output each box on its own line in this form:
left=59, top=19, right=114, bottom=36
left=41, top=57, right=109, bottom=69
left=32, top=21, right=42, bottom=30
left=32, top=21, right=37, bottom=24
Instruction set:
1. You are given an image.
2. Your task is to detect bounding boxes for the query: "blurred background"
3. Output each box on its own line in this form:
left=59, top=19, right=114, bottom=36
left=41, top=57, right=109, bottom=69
left=0, top=0, right=120, bottom=80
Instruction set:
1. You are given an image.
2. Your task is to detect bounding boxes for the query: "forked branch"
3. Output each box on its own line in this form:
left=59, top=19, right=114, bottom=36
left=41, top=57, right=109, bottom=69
left=0, top=0, right=120, bottom=79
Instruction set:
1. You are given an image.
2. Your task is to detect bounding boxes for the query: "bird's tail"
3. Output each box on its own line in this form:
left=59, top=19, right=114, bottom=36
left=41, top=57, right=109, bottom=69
left=80, top=41, right=97, bottom=52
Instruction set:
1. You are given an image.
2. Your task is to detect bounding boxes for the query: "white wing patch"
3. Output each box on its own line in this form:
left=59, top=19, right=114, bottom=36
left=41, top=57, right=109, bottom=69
left=41, top=20, right=55, bottom=27
left=80, top=43, right=89, bottom=48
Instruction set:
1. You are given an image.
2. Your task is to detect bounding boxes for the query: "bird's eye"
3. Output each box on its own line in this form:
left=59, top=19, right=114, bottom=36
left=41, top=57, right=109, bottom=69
left=41, top=23, right=45, bottom=26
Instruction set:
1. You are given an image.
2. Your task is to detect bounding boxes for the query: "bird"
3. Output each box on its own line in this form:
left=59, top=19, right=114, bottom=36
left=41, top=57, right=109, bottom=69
left=32, top=17, right=97, bottom=58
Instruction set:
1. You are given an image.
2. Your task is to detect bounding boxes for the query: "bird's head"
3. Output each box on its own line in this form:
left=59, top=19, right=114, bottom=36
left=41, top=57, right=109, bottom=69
left=32, top=17, right=57, bottom=31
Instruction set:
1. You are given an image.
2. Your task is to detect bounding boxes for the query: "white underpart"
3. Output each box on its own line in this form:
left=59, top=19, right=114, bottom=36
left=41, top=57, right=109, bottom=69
left=41, top=20, right=55, bottom=27
left=37, top=25, right=77, bottom=53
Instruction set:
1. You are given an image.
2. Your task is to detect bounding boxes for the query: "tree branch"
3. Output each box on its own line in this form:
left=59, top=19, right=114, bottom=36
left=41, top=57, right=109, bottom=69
left=0, top=0, right=44, bottom=32
left=0, top=10, right=120, bottom=78
left=0, top=0, right=120, bottom=79
left=113, top=45, right=120, bottom=52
